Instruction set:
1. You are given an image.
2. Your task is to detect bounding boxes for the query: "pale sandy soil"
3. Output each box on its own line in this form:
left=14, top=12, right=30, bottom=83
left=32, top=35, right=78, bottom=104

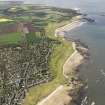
left=0, top=18, right=13, bottom=22
left=37, top=85, right=74, bottom=105
left=63, top=42, right=84, bottom=79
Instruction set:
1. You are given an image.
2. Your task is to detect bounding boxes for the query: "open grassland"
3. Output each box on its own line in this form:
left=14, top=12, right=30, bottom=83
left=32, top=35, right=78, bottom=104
left=23, top=21, right=74, bottom=105
left=0, top=32, right=22, bottom=44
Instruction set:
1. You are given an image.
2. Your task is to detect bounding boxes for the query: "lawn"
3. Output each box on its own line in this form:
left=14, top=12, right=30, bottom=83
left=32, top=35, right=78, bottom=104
left=23, top=20, right=74, bottom=105
left=0, top=32, right=22, bottom=44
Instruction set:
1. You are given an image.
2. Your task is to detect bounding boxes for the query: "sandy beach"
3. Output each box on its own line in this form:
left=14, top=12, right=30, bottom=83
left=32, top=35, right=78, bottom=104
left=37, top=17, right=89, bottom=105
left=55, top=16, right=86, bottom=37
left=63, top=42, right=85, bottom=79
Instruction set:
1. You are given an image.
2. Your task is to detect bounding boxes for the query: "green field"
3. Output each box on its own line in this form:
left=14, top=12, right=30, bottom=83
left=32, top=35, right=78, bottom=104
left=0, top=33, right=22, bottom=44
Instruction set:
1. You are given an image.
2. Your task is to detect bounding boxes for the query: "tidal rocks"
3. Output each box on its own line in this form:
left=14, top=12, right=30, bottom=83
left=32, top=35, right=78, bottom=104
left=82, top=17, right=95, bottom=23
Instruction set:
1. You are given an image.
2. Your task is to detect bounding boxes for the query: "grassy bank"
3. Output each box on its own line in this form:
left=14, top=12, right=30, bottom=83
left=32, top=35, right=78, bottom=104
left=23, top=21, right=74, bottom=105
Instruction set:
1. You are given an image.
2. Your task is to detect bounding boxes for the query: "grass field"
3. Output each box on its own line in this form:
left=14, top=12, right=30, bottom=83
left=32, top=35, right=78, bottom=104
left=23, top=20, right=74, bottom=105
left=0, top=33, right=22, bottom=44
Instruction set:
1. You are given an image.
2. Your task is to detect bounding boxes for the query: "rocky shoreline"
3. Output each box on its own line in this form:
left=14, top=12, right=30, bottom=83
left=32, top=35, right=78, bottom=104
left=37, top=18, right=89, bottom=105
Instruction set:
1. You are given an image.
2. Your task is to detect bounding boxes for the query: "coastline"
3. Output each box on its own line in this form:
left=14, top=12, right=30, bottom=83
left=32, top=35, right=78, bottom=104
left=37, top=17, right=89, bottom=105
left=55, top=16, right=86, bottom=37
